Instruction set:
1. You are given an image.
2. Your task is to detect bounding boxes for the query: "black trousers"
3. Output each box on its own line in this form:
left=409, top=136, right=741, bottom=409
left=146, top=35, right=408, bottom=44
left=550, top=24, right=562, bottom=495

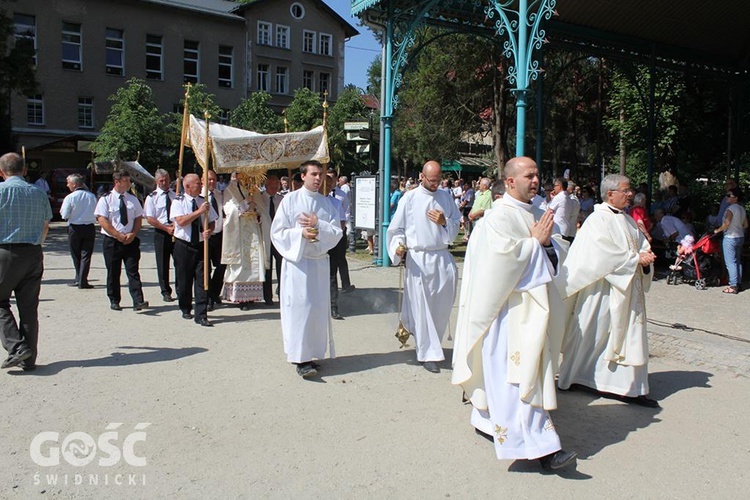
left=0, top=244, right=43, bottom=365
left=263, top=243, right=283, bottom=302
left=329, top=228, right=351, bottom=290
left=68, top=224, right=95, bottom=286
left=207, top=232, right=225, bottom=301
left=102, top=236, right=145, bottom=306
left=154, top=229, right=176, bottom=296
left=328, top=247, right=339, bottom=313
left=173, top=239, right=208, bottom=322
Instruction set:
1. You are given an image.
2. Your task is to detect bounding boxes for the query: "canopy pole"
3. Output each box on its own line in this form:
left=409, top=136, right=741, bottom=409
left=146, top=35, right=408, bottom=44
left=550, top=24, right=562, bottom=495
left=176, top=83, right=191, bottom=196
left=203, top=111, right=211, bottom=291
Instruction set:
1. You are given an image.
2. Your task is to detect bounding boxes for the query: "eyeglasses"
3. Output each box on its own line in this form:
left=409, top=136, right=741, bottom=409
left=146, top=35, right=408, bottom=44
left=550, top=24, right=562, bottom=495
left=611, top=188, right=634, bottom=195
left=727, top=193, right=737, bottom=198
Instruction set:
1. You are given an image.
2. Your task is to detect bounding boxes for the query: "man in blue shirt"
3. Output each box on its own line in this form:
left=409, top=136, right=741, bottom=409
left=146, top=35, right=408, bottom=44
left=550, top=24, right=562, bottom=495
left=60, top=173, right=97, bottom=289
left=0, top=152, right=52, bottom=371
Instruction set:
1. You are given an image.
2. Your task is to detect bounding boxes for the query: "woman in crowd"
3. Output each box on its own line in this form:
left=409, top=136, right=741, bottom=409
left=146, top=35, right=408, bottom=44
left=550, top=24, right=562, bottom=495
left=630, top=192, right=653, bottom=243
left=714, top=187, right=747, bottom=294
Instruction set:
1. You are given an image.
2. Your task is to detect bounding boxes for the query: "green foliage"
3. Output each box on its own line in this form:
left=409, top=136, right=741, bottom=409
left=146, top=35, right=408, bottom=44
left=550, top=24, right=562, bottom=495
left=182, top=83, right=221, bottom=120
left=366, top=55, right=381, bottom=98
left=231, top=91, right=280, bottom=133
left=0, top=5, right=39, bottom=151
left=285, top=87, right=322, bottom=132
left=90, top=78, right=170, bottom=169
left=328, top=85, right=369, bottom=169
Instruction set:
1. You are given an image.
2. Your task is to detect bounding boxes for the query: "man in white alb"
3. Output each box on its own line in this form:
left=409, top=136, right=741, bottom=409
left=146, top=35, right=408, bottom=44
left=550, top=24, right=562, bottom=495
left=271, top=160, right=342, bottom=379
left=452, top=156, right=577, bottom=471
left=556, top=174, right=658, bottom=407
left=387, top=160, right=460, bottom=374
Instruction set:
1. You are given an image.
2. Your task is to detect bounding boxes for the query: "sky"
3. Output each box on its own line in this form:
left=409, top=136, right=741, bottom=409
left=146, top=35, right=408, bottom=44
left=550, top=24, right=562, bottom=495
left=325, top=0, right=381, bottom=91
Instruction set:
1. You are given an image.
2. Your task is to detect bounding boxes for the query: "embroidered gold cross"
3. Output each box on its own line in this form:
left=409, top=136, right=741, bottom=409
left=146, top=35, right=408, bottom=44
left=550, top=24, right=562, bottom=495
left=494, top=425, right=508, bottom=444
left=511, top=351, right=521, bottom=366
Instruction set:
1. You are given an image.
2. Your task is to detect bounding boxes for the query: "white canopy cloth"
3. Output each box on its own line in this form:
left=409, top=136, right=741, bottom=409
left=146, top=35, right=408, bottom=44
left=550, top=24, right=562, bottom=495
left=186, top=115, right=329, bottom=173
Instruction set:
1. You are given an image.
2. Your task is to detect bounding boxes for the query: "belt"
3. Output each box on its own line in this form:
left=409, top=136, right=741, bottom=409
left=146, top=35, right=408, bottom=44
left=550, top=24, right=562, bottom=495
left=70, top=223, right=95, bottom=227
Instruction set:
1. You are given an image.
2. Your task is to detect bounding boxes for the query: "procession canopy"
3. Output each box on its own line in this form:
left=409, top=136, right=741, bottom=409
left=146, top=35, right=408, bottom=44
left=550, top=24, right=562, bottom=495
left=88, top=159, right=156, bottom=190
left=186, top=115, right=329, bottom=175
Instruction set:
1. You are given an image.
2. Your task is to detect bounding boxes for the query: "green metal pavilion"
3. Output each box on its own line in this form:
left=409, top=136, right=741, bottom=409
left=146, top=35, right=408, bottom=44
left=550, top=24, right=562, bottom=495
left=351, top=0, right=750, bottom=266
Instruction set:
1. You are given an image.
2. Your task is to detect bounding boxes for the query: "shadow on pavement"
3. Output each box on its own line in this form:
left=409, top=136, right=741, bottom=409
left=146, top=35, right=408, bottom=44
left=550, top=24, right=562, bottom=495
left=648, top=370, right=713, bottom=399
left=318, top=350, right=416, bottom=377
left=338, top=287, right=399, bottom=317
left=554, top=391, right=662, bottom=460
left=7, top=346, right=207, bottom=376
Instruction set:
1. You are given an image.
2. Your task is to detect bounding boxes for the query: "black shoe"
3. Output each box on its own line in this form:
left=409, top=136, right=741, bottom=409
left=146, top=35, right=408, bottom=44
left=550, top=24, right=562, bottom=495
left=296, top=362, right=317, bottom=378
left=539, top=450, right=578, bottom=470
left=207, top=300, right=215, bottom=312
left=196, top=318, right=213, bottom=327
left=133, top=301, right=149, bottom=311
left=239, top=302, right=252, bottom=311
left=110, top=303, right=122, bottom=311
left=162, top=294, right=175, bottom=302
left=331, top=310, right=344, bottom=320
left=67, top=282, right=79, bottom=287
left=212, top=296, right=223, bottom=305
left=182, top=312, right=193, bottom=320
left=341, top=284, right=356, bottom=294
left=1, top=348, right=32, bottom=369
left=423, top=361, right=440, bottom=373
left=19, top=362, right=36, bottom=372
left=310, top=361, right=321, bottom=370
left=620, top=395, right=660, bottom=408
left=264, top=299, right=273, bottom=305
left=79, top=283, right=94, bottom=289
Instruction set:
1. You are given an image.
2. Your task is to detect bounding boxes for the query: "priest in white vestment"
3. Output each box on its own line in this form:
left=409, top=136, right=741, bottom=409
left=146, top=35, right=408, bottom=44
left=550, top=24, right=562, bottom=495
left=452, top=157, right=578, bottom=471
left=387, top=161, right=460, bottom=374
left=221, top=175, right=268, bottom=309
left=556, top=174, right=658, bottom=408
left=271, top=161, right=342, bottom=379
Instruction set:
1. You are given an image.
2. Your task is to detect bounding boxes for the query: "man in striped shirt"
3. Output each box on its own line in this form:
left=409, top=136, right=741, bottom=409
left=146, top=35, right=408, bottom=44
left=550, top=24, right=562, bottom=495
left=0, top=152, right=52, bottom=371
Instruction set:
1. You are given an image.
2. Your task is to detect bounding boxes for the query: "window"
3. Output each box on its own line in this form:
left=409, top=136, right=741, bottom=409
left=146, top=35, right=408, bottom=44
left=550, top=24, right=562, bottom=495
left=218, top=45, right=233, bottom=88
left=303, top=70, right=314, bottom=91
left=219, top=109, right=231, bottom=125
left=257, top=21, right=271, bottom=46
left=319, top=73, right=330, bottom=95
left=276, top=25, right=289, bottom=49
left=13, top=14, right=36, bottom=65
left=303, top=30, right=316, bottom=54
left=105, top=28, right=124, bottom=76
left=257, top=64, right=269, bottom=92
left=146, top=34, right=163, bottom=80
left=27, top=95, right=44, bottom=125
left=319, top=33, right=332, bottom=57
left=78, top=97, right=94, bottom=128
left=290, top=3, right=305, bottom=19
left=183, top=40, right=199, bottom=83
left=275, top=67, right=288, bottom=94
left=62, top=22, right=82, bottom=70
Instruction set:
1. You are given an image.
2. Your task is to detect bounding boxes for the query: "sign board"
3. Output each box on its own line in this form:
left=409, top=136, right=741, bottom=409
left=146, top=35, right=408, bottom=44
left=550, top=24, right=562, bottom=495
left=353, top=175, right=377, bottom=231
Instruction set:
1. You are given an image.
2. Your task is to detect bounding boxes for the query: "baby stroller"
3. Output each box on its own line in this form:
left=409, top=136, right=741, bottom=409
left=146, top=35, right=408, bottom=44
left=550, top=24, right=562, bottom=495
left=666, top=232, right=723, bottom=290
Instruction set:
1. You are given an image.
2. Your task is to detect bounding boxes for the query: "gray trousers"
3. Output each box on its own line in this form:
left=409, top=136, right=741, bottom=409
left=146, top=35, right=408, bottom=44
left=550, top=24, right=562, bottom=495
left=0, top=244, right=43, bottom=365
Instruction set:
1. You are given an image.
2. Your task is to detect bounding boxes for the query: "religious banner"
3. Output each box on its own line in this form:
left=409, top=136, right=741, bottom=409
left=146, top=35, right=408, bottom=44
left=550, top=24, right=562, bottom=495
left=88, top=160, right=156, bottom=190
left=187, top=115, right=329, bottom=174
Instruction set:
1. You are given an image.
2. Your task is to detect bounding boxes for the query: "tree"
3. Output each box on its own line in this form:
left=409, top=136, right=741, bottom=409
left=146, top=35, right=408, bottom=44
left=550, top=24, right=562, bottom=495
left=327, top=85, right=369, bottom=170
left=285, top=87, right=322, bottom=132
left=0, top=5, right=39, bottom=152
left=231, top=91, right=280, bottom=133
left=90, top=78, right=170, bottom=169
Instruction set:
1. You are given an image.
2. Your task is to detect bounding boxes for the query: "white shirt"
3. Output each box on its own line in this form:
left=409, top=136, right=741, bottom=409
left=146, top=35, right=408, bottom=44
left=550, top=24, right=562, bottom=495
left=660, top=215, right=692, bottom=242
left=171, top=194, right=218, bottom=243
left=207, top=188, right=224, bottom=234
left=60, top=188, right=97, bottom=225
left=548, top=191, right=572, bottom=236
left=331, top=185, right=350, bottom=220
left=34, top=177, right=50, bottom=194
left=143, top=188, right=176, bottom=225
left=725, top=204, right=747, bottom=239
left=95, top=190, right=144, bottom=235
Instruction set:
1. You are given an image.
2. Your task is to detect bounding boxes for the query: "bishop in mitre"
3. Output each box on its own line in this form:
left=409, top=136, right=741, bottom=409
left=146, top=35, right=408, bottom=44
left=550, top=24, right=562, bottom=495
left=452, top=156, right=578, bottom=471
left=221, top=172, right=268, bottom=310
